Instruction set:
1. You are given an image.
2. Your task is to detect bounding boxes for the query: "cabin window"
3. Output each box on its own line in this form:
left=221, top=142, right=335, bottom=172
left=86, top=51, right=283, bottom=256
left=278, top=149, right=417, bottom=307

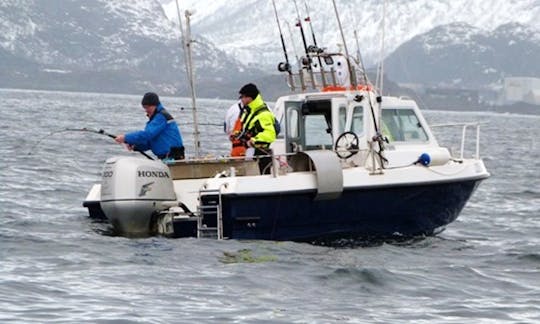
left=338, top=104, right=347, bottom=134
left=351, top=105, right=364, bottom=135
left=382, top=108, right=428, bottom=142
left=287, top=108, right=299, bottom=138
left=305, top=114, right=333, bottom=149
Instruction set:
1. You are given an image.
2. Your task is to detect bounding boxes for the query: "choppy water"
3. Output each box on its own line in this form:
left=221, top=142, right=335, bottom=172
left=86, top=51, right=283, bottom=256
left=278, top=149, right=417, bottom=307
left=1, top=89, right=539, bottom=323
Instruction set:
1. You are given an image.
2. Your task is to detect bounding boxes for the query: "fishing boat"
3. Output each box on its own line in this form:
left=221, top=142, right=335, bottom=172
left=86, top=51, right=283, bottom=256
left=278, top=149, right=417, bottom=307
left=83, top=2, right=489, bottom=241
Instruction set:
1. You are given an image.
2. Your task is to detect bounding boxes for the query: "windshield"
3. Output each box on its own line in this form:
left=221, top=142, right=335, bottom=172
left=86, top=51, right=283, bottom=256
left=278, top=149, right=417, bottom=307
left=382, top=108, right=428, bottom=142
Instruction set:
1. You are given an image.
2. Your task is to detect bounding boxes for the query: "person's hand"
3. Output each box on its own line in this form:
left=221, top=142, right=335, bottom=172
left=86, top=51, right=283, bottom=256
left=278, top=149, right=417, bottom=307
left=126, top=144, right=134, bottom=151
left=115, top=134, right=125, bottom=144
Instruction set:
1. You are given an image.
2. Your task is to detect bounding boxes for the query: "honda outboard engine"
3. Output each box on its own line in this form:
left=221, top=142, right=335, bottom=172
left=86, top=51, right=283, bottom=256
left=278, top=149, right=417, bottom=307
left=100, top=156, right=177, bottom=236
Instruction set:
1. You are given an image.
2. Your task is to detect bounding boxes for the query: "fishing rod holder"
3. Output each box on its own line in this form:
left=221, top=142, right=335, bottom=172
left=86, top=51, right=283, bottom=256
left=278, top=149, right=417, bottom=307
left=280, top=52, right=369, bottom=93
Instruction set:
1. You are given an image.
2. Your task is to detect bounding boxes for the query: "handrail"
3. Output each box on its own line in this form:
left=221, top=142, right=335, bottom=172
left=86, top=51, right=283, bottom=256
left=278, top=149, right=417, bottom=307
left=287, top=56, right=372, bottom=93
left=430, top=122, right=486, bottom=159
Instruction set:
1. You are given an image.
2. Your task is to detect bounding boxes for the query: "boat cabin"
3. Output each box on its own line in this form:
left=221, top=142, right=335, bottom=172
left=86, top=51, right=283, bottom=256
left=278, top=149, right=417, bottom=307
left=272, top=92, right=439, bottom=162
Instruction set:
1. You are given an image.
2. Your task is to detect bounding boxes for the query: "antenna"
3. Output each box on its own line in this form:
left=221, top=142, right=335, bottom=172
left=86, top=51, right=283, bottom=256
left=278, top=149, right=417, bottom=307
left=175, top=0, right=200, bottom=158
left=271, top=0, right=295, bottom=90
left=331, top=0, right=357, bottom=87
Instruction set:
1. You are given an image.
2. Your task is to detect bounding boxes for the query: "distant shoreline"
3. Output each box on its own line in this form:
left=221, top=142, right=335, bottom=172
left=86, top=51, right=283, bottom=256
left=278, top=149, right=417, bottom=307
left=2, top=86, right=539, bottom=116
left=420, top=103, right=540, bottom=116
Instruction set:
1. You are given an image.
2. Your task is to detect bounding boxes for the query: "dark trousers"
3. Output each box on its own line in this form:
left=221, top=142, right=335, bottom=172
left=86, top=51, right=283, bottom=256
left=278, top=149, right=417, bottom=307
left=254, top=148, right=272, bottom=175
left=159, top=146, right=185, bottom=160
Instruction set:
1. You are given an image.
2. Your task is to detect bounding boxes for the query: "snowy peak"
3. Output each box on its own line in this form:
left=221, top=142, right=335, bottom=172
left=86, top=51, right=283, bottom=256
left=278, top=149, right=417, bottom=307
left=491, top=22, right=540, bottom=42
left=0, top=0, right=261, bottom=97
left=418, top=23, right=483, bottom=51
left=0, top=0, right=178, bottom=68
left=162, top=0, right=540, bottom=68
left=384, top=22, right=540, bottom=88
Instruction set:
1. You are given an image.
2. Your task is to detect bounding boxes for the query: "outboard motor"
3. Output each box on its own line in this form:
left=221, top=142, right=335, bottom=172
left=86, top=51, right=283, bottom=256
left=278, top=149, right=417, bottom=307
left=100, top=156, right=177, bottom=237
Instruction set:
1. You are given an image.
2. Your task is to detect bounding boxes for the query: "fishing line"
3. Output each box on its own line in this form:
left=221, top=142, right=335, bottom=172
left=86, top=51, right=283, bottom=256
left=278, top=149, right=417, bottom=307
left=27, top=127, right=153, bottom=160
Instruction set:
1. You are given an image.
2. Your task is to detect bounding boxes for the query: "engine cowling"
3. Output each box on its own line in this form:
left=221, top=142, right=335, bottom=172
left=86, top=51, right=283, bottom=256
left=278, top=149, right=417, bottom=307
left=100, top=156, right=177, bottom=236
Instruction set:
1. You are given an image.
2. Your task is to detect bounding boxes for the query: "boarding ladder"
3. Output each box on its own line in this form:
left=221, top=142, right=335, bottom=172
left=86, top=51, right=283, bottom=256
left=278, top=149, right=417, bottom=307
left=197, top=185, right=225, bottom=240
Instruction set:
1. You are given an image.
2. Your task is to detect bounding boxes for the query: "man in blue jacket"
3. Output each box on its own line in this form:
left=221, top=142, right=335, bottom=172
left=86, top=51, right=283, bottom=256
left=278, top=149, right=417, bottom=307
left=115, top=92, right=185, bottom=160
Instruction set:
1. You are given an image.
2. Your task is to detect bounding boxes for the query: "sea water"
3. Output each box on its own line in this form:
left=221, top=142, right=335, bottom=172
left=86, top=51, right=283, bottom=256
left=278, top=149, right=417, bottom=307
left=1, top=89, right=539, bottom=323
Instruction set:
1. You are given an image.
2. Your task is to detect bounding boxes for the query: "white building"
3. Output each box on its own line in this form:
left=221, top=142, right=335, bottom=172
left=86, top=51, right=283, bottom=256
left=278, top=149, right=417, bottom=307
left=503, top=77, right=540, bottom=105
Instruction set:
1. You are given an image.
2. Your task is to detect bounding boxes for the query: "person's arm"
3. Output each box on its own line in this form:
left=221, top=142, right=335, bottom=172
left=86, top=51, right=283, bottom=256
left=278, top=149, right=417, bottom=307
left=250, top=111, right=276, bottom=146
left=115, top=135, right=149, bottom=152
left=133, top=141, right=150, bottom=152
left=124, top=114, right=167, bottom=145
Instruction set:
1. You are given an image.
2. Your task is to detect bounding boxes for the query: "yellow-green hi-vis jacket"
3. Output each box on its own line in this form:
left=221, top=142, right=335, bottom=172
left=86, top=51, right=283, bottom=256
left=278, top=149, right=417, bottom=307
left=240, top=94, right=276, bottom=148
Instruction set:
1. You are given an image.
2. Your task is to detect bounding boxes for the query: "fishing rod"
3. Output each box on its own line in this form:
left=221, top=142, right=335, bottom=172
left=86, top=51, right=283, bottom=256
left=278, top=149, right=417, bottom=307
left=331, top=0, right=356, bottom=87
left=354, top=29, right=370, bottom=87
left=28, top=128, right=153, bottom=160
left=292, top=0, right=311, bottom=71
left=369, top=0, right=389, bottom=172
left=270, top=0, right=295, bottom=90
left=302, top=0, right=327, bottom=86
left=331, top=0, right=384, bottom=170
left=376, top=0, right=387, bottom=97
left=178, top=122, right=223, bottom=127
left=284, top=20, right=301, bottom=68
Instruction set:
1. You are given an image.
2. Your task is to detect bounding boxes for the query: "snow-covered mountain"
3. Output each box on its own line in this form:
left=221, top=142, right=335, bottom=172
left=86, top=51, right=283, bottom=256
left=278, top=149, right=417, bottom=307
left=384, top=22, right=540, bottom=88
left=163, top=0, right=540, bottom=70
left=0, top=0, right=260, bottom=97
left=1, top=0, right=539, bottom=98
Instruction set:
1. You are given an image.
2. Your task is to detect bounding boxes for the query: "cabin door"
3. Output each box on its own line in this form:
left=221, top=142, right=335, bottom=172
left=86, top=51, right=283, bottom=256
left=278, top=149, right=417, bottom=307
left=284, top=101, right=304, bottom=153
left=331, top=97, right=349, bottom=149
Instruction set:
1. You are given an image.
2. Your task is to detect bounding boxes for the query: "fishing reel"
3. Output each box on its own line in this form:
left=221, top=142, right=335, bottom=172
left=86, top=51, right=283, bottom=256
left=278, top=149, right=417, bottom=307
left=278, top=62, right=291, bottom=73
left=307, top=45, right=324, bottom=54
left=301, top=56, right=312, bottom=67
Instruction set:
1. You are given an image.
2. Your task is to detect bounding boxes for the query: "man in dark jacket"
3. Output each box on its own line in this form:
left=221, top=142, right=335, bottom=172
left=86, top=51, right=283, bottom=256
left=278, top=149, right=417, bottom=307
left=115, top=92, right=185, bottom=160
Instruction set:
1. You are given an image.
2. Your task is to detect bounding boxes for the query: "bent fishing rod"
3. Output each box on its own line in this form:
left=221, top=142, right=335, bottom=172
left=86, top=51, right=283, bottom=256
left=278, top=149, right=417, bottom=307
left=28, top=127, right=153, bottom=160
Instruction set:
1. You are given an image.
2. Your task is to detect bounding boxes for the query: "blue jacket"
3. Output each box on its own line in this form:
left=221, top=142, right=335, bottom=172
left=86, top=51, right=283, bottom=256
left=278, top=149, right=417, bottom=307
left=125, top=104, right=183, bottom=157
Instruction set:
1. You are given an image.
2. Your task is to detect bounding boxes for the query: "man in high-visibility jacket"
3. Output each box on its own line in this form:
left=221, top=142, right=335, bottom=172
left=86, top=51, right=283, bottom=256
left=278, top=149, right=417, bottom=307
left=236, top=83, right=276, bottom=174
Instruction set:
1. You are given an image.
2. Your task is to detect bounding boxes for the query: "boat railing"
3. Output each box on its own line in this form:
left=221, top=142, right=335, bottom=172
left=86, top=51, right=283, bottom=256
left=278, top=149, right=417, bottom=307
left=430, top=122, right=486, bottom=159
left=286, top=53, right=371, bottom=92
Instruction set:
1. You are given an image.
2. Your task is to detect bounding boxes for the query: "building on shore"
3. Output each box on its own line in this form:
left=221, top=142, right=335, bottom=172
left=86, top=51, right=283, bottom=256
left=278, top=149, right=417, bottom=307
left=502, top=77, right=540, bottom=105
